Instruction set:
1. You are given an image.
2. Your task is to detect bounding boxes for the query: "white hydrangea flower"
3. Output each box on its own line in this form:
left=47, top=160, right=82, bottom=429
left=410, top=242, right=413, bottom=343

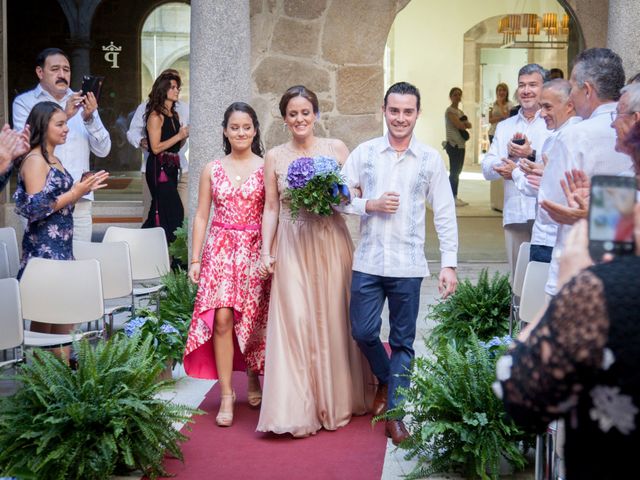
left=492, top=381, right=504, bottom=399
left=495, top=355, right=513, bottom=381
left=602, top=348, right=615, bottom=370
left=589, top=385, right=638, bottom=435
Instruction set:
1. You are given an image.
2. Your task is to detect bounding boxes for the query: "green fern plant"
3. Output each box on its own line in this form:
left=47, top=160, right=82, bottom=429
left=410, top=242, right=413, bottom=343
left=0, top=336, right=200, bottom=480
left=169, top=218, right=189, bottom=266
left=428, top=268, right=511, bottom=348
left=158, top=267, right=197, bottom=363
left=386, top=336, right=531, bottom=479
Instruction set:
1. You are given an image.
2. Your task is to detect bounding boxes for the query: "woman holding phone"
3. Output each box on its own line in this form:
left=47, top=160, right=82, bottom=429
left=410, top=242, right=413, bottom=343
left=141, top=70, right=189, bottom=244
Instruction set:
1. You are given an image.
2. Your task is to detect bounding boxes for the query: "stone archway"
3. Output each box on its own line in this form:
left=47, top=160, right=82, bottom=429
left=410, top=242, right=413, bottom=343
left=249, top=0, right=601, bottom=152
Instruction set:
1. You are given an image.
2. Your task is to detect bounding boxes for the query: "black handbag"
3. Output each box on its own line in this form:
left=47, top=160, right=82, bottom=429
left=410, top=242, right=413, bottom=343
left=459, top=115, right=470, bottom=141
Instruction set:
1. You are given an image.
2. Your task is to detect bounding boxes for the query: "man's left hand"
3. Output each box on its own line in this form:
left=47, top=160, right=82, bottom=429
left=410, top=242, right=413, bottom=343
left=438, top=267, right=458, bottom=299
left=81, top=92, right=98, bottom=121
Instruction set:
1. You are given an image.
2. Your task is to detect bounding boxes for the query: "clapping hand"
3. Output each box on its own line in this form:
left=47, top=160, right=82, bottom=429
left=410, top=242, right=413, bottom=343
left=540, top=169, right=590, bottom=225
left=493, top=158, right=518, bottom=180
left=76, top=170, right=110, bottom=195
left=0, top=124, right=31, bottom=175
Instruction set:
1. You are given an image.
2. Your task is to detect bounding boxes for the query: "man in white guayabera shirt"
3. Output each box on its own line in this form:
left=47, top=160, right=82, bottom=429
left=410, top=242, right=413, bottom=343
left=540, top=48, right=634, bottom=298
left=512, top=79, right=581, bottom=264
left=340, top=81, right=459, bottom=446
left=12, top=47, right=111, bottom=241
left=481, top=64, right=553, bottom=283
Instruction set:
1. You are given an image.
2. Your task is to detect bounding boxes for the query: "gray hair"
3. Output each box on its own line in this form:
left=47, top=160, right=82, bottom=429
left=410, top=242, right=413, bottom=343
left=620, top=82, right=640, bottom=112
left=518, top=63, right=548, bottom=82
left=572, top=48, right=625, bottom=101
left=542, top=79, right=572, bottom=103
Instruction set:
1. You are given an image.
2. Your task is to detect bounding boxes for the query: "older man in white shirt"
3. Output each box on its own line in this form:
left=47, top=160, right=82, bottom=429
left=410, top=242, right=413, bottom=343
left=482, top=64, right=552, bottom=282
left=513, top=79, right=581, bottom=263
left=12, top=47, right=111, bottom=241
left=540, top=48, right=633, bottom=297
left=127, top=89, right=189, bottom=219
left=341, top=81, right=458, bottom=446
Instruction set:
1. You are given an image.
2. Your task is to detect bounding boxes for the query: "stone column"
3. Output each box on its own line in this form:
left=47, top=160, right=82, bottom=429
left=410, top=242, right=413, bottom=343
left=188, top=0, right=251, bottom=234
left=607, top=0, right=640, bottom=79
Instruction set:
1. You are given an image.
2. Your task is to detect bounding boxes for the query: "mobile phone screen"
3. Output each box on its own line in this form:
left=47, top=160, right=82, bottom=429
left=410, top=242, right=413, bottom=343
left=589, top=175, right=637, bottom=258
left=80, top=75, right=105, bottom=101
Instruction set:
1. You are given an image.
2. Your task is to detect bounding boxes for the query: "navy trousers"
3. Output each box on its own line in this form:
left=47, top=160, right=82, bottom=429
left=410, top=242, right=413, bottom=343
left=350, top=271, right=423, bottom=413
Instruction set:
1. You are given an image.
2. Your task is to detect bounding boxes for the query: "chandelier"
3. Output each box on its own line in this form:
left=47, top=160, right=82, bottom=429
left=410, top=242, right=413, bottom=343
left=498, top=12, right=570, bottom=48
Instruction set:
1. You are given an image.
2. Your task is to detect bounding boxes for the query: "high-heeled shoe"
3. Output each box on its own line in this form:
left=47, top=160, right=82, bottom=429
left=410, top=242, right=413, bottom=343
left=247, top=370, right=262, bottom=408
left=216, top=391, right=236, bottom=427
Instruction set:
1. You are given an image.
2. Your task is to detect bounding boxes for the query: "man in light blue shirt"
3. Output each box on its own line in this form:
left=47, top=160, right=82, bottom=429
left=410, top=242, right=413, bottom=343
left=341, top=81, right=459, bottom=445
left=12, top=47, right=111, bottom=241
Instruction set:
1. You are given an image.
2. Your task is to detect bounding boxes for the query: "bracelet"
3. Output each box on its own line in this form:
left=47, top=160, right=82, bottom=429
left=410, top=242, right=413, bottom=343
left=261, top=253, right=275, bottom=259
left=190, top=259, right=200, bottom=264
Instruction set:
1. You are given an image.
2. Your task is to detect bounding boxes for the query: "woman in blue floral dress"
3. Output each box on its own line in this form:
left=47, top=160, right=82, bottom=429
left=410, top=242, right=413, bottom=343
left=14, top=101, right=108, bottom=333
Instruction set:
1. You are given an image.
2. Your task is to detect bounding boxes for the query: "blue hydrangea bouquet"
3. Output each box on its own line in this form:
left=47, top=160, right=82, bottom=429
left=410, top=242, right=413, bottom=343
left=286, top=155, right=350, bottom=218
left=123, top=308, right=184, bottom=366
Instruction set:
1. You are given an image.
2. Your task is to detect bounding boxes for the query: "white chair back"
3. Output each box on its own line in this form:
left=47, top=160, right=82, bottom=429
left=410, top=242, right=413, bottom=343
left=73, top=240, right=133, bottom=300
left=102, top=227, right=169, bottom=281
left=0, top=242, right=10, bottom=279
left=512, top=241, right=531, bottom=298
left=0, top=278, right=23, bottom=351
left=0, top=227, right=20, bottom=278
left=519, top=261, right=551, bottom=324
left=20, top=258, right=104, bottom=325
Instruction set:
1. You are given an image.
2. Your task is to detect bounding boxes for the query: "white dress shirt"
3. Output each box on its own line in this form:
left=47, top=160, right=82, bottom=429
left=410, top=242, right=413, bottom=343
left=126, top=100, right=190, bottom=173
left=515, top=116, right=583, bottom=247
left=544, top=102, right=634, bottom=295
left=482, top=109, right=552, bottom=226
left=12, top=84, right=111, bottom=201
left=340, top=134, right=458, bottom=278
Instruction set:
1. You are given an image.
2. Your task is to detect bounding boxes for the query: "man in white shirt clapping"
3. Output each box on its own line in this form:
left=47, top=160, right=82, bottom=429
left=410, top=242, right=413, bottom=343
left=481, top=64, right=552, bottom=282
left=341, top=81, right=459, bottom=446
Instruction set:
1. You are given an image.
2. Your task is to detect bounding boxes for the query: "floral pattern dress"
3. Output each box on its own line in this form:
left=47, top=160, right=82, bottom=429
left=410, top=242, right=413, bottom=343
left=14, top=166, right=74, bottom=279
left=495, top=257, right=640, bottom=479
left=183, top=160, right=270, bottom=379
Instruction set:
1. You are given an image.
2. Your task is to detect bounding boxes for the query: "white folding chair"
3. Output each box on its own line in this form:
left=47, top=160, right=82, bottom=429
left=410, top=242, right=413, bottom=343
left=518, top=260, right=552, bottom=480
left=73, top=240, right=134, bottom=335
left=510, top=241, right=530, bottom=335
left=0, top=242, right=10, bottom=279
left=519, top=261, right=550, bottom=326
left=0, top=278, right=24, bottom=369
left=20, top=258, right=105, bottom=348
left=0, top=227, right=20, bottom=278
left=102, top=226, right=170, bottom=310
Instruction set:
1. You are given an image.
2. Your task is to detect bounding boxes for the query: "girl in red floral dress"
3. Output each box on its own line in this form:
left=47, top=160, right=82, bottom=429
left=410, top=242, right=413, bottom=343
left=184, top=102, right=270, bottom=427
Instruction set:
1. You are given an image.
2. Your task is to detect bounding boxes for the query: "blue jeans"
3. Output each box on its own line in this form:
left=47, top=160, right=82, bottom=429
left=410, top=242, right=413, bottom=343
left=350, top=271, right=423, bottom=413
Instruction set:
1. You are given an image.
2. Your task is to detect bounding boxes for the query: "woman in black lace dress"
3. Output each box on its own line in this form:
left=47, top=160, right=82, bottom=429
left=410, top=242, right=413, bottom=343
left=495, top=151, right=640, bottom=478
left=142, top=70, right=189, bottom=243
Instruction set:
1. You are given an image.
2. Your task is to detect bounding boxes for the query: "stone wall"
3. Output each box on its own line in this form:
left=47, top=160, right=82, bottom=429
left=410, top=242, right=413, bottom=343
left=249, top=0, right=410, bottom=151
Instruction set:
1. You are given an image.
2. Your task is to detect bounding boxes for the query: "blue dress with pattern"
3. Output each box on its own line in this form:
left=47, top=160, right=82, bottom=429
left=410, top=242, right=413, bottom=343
left=13, top=166, right=75, bottom=279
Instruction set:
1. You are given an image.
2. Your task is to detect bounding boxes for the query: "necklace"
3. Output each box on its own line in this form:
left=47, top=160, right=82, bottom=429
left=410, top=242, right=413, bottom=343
left=225, top=156, right=253, bottom=185
left=287, top=139, right=318, bottom=157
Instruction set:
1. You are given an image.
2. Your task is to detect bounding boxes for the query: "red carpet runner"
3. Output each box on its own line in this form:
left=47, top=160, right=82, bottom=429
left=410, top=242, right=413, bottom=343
left=158, top=371, right=388, bottom=479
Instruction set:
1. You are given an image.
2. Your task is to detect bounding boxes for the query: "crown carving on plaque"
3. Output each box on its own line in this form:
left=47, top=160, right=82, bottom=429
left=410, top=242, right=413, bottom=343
left=102, top=42, right=122, bottom=52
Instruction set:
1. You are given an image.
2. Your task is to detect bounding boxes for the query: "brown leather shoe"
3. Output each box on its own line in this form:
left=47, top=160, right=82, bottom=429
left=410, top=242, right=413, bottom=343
left=371, top=383, right=388, bottom=416
left=385, top=419, right=409, bottom=446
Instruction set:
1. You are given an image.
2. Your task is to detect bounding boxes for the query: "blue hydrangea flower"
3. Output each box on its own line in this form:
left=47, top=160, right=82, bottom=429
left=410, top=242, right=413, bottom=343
left=313, top=156, right=339, bottom=176
left=160, top=323, right=179, bottom=335
left=286, top=157, right=315, bottom=189
left=480, top=335, right=513, bottom=356
left=124, top=316, right=148, bottom=337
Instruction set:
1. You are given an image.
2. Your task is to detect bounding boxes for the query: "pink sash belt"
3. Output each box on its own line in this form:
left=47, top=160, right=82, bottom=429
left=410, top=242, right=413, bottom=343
left=212, top=221, right=260, bottom=231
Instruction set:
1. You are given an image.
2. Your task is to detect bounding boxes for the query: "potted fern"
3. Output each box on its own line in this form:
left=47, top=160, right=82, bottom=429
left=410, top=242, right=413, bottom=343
left=0, top=336, right=200, bottom=479
left=428, top=268, right=511, bottom=348
left=386, top=335, right=531, bottom=479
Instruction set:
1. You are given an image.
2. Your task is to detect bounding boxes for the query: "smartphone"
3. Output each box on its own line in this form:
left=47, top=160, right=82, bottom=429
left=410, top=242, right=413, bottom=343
left=512, top=138, right=526, bottom=146
left=588, top=175, right=637, bottom=261
left=80, top=75, right=105, bottom=101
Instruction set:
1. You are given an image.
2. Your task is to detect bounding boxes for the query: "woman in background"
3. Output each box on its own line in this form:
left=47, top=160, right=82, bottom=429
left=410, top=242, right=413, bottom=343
left=141, top=70, right=189, bottom=244
left=488, top=83, right=513, bottom=144
left=444, top=87, right=471, bottom=207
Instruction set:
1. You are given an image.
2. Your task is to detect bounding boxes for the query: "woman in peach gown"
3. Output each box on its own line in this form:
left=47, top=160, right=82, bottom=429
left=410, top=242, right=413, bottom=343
left=257, top=85, right=374, bottom=437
